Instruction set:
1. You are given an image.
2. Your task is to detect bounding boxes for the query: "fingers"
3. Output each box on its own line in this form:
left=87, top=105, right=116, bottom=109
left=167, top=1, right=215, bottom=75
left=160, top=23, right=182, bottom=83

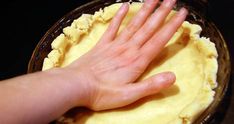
left=141, top=8, right=188, bottom=61
left=91, top=72, right=175, bottom=111
left=116, top=0, right=159, bottom=43
left=129, top=0, right=176, bottom=47
left=98, top=3, right=129, bottom=44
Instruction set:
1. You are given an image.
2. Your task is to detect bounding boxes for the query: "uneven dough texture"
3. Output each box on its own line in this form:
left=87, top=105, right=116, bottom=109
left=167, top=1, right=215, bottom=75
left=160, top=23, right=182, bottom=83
left=43, top=3, right=218, bottom=124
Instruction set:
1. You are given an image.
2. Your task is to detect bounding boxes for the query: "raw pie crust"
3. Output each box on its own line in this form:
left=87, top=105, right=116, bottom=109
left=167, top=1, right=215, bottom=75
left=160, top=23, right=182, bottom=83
left=43, top=3, right=218, bottom=124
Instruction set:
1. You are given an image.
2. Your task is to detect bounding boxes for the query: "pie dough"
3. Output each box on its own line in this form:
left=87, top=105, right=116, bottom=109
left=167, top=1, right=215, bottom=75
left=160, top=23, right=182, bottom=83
left=42, top=3, right=218, bottom=124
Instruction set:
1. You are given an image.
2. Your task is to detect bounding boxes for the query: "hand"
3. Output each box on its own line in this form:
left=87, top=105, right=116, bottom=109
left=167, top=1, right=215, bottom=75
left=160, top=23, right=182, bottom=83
left=65, top=0, right=187, bottom=111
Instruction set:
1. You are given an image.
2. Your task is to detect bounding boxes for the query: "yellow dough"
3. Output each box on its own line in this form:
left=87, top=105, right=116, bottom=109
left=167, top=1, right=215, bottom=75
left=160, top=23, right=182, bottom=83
left=43, top=3, right=218, bottom=124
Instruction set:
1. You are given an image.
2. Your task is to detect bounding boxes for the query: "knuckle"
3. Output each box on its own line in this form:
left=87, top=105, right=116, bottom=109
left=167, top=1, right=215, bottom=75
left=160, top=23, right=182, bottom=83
left=145, top=78, right=156, bottom=92
left=126, top=23, right=137, bottom=34
left=90, top=104, right=102, bottom=111
left=111, top=44, right=127, bottom=55
left=158, top=5, right=170, bottom=13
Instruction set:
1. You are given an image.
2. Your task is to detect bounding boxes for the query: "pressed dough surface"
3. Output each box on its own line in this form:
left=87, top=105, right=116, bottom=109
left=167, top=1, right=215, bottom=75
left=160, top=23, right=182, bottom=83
left=43, top=3, right=218, bottom=124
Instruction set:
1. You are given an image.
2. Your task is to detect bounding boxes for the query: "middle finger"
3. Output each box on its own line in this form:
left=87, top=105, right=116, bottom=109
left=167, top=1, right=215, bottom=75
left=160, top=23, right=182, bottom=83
left=116, top=0, right=159, bottom=43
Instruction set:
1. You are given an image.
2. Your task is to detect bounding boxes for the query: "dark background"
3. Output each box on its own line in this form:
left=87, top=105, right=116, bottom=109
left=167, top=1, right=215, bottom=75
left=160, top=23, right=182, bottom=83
left=1, top=0, right=233, bottom=123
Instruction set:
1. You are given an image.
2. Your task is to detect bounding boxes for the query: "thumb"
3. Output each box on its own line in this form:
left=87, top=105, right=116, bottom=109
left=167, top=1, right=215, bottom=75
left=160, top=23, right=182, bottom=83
left=93, top=72, right=175, bottom=111
left=118, top=71, right=176, bottom=105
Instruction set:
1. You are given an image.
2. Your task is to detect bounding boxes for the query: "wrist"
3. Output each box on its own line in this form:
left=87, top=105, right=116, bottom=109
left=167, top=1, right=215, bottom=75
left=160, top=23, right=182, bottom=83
left=46, top=67, right=89, bottom=108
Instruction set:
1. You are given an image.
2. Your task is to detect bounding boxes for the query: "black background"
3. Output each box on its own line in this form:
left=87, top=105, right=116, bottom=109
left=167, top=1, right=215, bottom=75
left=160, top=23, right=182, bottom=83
left=1, top=0, right=234, bottom=123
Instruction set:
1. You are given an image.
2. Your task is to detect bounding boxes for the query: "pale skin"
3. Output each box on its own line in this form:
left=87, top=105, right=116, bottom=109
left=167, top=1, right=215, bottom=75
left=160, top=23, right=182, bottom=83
left=0, top=0, right=187, bottom=123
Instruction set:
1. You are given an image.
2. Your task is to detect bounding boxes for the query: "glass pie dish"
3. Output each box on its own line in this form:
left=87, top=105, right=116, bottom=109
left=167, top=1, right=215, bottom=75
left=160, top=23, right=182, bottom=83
left=27, top=0, right=231, bottom=123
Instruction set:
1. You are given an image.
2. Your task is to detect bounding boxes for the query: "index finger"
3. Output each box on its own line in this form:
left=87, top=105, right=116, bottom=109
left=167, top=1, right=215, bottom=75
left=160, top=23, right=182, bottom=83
left=116, top=0, right=159, bottom=43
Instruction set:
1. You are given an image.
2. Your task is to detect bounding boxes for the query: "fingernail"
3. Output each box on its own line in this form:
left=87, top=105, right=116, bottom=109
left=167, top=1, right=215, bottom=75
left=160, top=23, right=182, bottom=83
left=156, top=72, right=176, bottom=87
left=178, top=7, right=188, bottom=16
left=163, top=72, right=176, bottom=82
left=146, top=0, right=157, bottom=3
left=146, top=0, right=152, bottom=2
left=164, top=0, right=176, bottom=7
left=119, top=3, right=129, bottom=13
left=121, top=2, right=128, bottom=8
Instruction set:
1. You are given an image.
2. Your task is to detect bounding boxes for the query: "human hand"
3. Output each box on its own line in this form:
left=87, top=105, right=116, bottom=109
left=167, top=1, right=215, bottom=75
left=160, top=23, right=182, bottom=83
left=65, top=0, right=187, bottom=111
